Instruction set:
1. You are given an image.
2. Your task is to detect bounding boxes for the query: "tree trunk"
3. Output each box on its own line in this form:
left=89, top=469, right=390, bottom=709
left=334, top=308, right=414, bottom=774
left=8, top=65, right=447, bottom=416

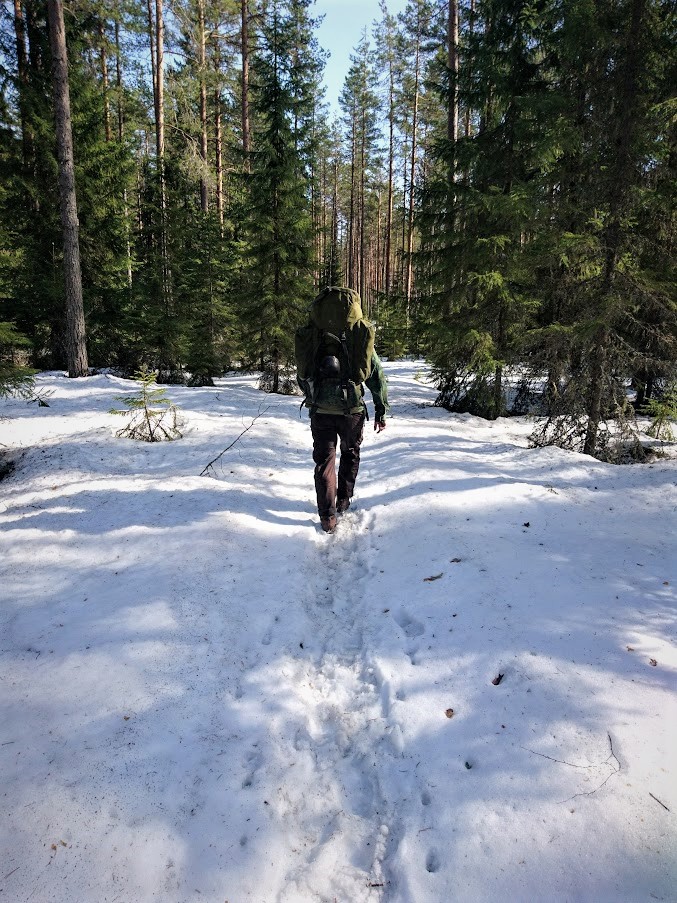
left=146, top=0, right=157, bottom=125
left=359, top=109, right=366, bottom=305
left=150, top=0, right=171, bottom=322
left=13, top=0, right=33, bottom=169
left=405, top=41, right=420, bottom=326
left=447, top=0, right=459, bottom=166
left=98, top=20, right=111, bottom=141
left=197, top=0, right=208, bottom=213
left=385, top=46, right=395, bottom=299
left=214, top=85, right=224, bottom=226
left=114, top=6, right=124, bottom=141
left=47, top=0, right=88, bottom=377
left=155, top=0, right=164, bottom=164
left=241, top=0, right=251, bottom=167
left=348, top=112, right=356, bottom=288
left=464, top=0, right=474, bottom=139
left=584, top=0, right=646, bottom=456
left=583, top=327, right=609, bottom=455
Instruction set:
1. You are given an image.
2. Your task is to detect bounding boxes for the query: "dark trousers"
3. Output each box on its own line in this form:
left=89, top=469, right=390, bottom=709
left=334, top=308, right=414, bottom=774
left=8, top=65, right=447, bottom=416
left=311, top=411, right=366, bottom=518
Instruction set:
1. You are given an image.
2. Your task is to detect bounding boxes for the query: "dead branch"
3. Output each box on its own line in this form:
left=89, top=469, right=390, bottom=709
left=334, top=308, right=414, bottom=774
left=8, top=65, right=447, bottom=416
left=559, top=734, right=621, bottom=803
left=523, top=733, right=622, bottom=803
left=649, top=793, right=670, bottom=811
left=200, top=408, right=268, bottom=476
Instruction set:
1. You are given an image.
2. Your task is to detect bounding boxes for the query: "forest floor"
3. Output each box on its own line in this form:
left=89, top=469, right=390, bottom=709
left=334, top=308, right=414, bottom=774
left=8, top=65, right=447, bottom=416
left=1, top=362, right=675, bottom=903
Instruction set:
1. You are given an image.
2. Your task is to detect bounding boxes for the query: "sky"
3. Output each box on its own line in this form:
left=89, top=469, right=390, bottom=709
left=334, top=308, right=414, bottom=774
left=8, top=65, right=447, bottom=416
left=315, top=0, right=408, bottom=111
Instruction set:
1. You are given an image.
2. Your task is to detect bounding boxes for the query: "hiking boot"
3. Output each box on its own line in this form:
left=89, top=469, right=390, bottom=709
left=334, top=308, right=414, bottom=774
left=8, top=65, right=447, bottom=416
left=320, top=515, right=337, bottom=533
left=336, top=498, right=351, bottom=514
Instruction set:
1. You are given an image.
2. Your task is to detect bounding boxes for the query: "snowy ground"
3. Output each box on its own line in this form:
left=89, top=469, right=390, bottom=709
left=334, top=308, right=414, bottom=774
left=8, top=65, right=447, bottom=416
left=1, top=362, right=675, bottom=903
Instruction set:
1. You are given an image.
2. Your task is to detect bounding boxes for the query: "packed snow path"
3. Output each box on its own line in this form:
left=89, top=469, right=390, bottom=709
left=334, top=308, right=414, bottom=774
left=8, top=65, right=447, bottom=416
left=1, top=363, right=675, bottom=902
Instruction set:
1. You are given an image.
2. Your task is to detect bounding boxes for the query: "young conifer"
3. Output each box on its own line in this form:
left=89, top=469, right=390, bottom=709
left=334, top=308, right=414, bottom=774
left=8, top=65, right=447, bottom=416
left=110, top=366, right=183, bottom=441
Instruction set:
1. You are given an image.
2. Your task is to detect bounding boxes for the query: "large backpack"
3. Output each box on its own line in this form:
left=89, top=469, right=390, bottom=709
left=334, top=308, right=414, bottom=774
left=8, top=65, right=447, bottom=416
left=295, top=287, right=375, bottom=414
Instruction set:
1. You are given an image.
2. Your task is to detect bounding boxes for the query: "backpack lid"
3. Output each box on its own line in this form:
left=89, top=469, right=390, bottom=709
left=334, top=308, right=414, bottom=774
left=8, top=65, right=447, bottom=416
left=310, top=286, right=364, bottom=332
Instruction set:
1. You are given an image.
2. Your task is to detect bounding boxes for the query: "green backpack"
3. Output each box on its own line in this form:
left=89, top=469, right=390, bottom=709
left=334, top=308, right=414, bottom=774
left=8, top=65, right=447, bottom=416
left=295, top=287, right=375, bottom=414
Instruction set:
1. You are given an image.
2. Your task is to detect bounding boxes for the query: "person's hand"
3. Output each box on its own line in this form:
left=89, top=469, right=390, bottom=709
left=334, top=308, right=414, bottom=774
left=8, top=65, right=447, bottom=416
left=374, top=419, right=386, bottom=433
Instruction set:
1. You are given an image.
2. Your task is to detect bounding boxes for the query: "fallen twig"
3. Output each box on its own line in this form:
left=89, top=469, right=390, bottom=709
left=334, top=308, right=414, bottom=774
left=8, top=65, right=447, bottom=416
left=523, top=733, right=622, bottom=803
left=199, top=409, right=269, bottom=477
left=559, top=734, right=621, bottom=803
left=649, top=792, right=670, bottom=811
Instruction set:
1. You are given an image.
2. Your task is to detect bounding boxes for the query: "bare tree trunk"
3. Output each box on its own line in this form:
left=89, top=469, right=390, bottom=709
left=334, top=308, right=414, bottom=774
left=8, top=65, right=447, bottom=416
left=241, top=0, right=251, bottom=167
left=464, top=0, right=474, bottom=139
left=331, top=158, right=339, bottom=282
left=385, top=48, right=395, bottom=299
left=113, top=6, right=132, bottom=290
left=98, top=20, right=111, bottom=141
left=212, top=36, right=224, bottom=226
left=359, top=110, right=366, bottom=305
left=155, top=0, right=164, bottom=165
left=214, top=86, right=224, bottom=226
left=150, top=0, right=171, bottom=323
left=448, top=0, right=458, bottom=187
left=348, top=112, right=356, bottom=288
left=13, top=0, right=33, bottom=169
left=47, top=0, right=88, bottom=377
left=146, top=0, right=157, bottom=122
left=405, top=41, right=420, bottom=326
left=198, top=0, right=208, bottom=213
left=114, top=7, right=124, bottom=141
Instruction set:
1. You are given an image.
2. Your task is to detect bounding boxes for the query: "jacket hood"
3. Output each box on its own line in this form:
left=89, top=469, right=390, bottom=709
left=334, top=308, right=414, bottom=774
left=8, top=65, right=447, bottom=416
left=310, top=286, right=364, bottom=332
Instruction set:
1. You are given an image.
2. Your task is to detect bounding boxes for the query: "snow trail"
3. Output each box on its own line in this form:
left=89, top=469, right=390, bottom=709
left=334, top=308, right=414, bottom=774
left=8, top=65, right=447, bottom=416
left=267, top=508, right=401, bottom=901
left=0, top=364, right=675, bottom=903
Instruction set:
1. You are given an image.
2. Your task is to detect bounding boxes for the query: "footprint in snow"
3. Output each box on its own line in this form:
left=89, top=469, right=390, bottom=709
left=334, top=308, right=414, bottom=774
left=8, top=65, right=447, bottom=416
left=394, top=610, right=425, bottom=638
left=242, top=746, right=263, bottom=789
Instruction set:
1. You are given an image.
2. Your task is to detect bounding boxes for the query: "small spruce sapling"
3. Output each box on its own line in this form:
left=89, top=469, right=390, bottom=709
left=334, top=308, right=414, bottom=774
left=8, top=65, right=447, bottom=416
left=110, top=366, right=183, bottom=441
left=644, top=384, right=677, bottom=443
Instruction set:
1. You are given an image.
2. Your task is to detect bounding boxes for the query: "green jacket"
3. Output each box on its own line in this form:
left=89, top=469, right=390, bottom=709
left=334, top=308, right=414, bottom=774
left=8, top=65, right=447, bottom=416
left=364, top=351, right=390, bottom=422
left=312, top=350, right=390, bottom=421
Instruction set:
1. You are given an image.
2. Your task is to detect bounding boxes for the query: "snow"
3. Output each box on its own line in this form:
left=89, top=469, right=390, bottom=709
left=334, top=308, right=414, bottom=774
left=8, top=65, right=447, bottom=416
left=1, top=362, right=675, bottom=903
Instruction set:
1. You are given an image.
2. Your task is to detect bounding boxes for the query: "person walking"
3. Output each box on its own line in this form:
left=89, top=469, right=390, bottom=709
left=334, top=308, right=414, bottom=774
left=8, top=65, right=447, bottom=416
left=295, top=287, right=390, bottom=533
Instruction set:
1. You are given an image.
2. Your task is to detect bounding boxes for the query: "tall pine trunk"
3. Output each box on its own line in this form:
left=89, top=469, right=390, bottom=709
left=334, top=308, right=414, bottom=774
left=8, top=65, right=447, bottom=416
left=98, top=20, right=111, bottom=141
left=148, top=0, right=172, bottom=337
left=13, top=0, right=33, bottom=170
left=197, top=0, right=208, bottom=213
left=47, top=0, right=88, bottom=377
left=405, top=44, right=420, bottom=329
left=241, top=0, right=250, bottom=167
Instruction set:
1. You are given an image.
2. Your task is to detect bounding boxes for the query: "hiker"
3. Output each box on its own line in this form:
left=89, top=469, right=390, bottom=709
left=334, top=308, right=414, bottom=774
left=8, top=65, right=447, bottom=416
left=295, top=286, right=390, bottom=533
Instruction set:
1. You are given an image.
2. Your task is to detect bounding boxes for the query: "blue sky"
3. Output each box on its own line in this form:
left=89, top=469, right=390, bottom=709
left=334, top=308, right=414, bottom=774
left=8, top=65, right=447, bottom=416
left=315, top=0, right=408, bottom=111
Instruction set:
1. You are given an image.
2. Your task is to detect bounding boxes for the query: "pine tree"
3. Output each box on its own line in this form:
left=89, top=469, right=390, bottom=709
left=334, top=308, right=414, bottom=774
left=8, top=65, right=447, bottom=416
left=339, top=32, right=382, bottom=311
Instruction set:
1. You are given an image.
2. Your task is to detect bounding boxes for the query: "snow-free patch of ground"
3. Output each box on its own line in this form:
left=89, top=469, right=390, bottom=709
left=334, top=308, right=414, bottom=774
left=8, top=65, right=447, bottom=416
left=1, top=363, right=675, bottom=902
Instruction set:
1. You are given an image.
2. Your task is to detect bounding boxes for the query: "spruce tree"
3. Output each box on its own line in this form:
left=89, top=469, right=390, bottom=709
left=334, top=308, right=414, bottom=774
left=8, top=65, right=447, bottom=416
left=422, top=0, right=552, bottom=418
left=242, top=0, right=315, bottom=393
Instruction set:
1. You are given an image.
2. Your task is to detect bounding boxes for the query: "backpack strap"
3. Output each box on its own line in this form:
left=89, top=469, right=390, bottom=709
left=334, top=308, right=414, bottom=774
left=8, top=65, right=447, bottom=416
left=339, top=331, right=351, bottom=415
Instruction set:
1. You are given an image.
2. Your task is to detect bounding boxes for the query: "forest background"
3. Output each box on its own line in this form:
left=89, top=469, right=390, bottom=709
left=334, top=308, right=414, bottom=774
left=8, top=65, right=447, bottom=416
left=0, top=0, right=675, bottom=460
